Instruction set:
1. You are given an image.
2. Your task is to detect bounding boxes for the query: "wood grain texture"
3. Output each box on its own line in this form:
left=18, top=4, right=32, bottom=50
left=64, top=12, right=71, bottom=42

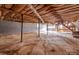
left=0, top=4, right=79, bottom=23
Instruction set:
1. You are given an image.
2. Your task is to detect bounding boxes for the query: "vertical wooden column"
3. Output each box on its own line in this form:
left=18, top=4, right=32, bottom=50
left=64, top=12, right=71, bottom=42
left=37, top=19, right=41, bottom=37
left=20, top=14, right=23, bottom=42
left=55, top=23, right=59, bottom=32
left=47, top=23, right=48, bottom=35
left=57, top=24, right=59, bottom=31
left=0, top=10, right=1, bottom=17
left=0, top=10, right=2, bottom=21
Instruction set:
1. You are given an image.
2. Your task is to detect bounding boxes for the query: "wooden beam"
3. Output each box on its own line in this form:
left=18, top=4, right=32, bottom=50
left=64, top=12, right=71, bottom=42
left=0, top=7, right=37, bottom=22
left=53, top=5, right=77, bottom=11
left=0, top=10, right=2, bottom=17
left=20, top=14, right=23, bottom=42
left=50, top=6, right=73, bottom=32
left=57, top=5, right=79, bottom=13
left=47, top=23, right=48, bottom=35
left=60, top=10, right=79, bottom=16
left=37, top=19, right=41, bottom=37
left=28, top=4, right=44, bottom=23
left=62, top=23, right=73, bottom=31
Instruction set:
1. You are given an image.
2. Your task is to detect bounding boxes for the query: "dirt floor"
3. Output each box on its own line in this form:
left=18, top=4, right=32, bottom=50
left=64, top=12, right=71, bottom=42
left=0, top=32, right=79, bottom=55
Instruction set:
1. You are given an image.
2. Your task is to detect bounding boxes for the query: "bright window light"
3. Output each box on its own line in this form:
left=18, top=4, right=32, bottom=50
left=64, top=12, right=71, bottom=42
left=59, top=24, right=63, bottom=29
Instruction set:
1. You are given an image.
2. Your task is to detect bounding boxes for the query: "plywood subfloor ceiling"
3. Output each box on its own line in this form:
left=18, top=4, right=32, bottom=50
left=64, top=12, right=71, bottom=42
left=0, top=4, right=79, bottom=23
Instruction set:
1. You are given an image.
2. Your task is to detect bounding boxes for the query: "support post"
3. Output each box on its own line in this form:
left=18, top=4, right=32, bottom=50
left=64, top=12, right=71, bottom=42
left=20, top=14, right=23, bottom=42
left=37, top=19, right=41, bottom=37
left=47, top=23, right=48, bottom=35
left=56, top=24, right=59, bottom=31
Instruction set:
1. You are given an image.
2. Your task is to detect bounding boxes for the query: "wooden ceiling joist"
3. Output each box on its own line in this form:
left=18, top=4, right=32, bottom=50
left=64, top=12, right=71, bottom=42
left=50, top=6, right=74, bottom=31
left=0, top=6, right=37, bottom=22
left=28, top=4, right=44, bottom=23
left=0, top=4, right=79, bottom=24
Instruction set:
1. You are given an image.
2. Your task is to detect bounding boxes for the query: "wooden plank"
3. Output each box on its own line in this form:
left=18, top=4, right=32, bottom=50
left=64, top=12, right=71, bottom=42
left=28, top=4, right=44, bottom=23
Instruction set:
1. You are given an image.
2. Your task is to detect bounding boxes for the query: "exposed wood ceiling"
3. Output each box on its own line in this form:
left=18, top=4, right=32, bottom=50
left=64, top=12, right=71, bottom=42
left=0, top=4, right=79, bottom=23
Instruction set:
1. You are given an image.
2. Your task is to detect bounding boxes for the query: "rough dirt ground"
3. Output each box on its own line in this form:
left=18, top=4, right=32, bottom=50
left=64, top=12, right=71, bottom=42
left=0, top=32, right=79, bottom=55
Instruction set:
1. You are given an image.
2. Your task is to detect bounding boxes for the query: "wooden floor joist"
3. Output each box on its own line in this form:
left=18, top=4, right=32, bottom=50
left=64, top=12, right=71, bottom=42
left=50, top=6, right=74, bottom=32
left=28, top=4, right=45, bottom=23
